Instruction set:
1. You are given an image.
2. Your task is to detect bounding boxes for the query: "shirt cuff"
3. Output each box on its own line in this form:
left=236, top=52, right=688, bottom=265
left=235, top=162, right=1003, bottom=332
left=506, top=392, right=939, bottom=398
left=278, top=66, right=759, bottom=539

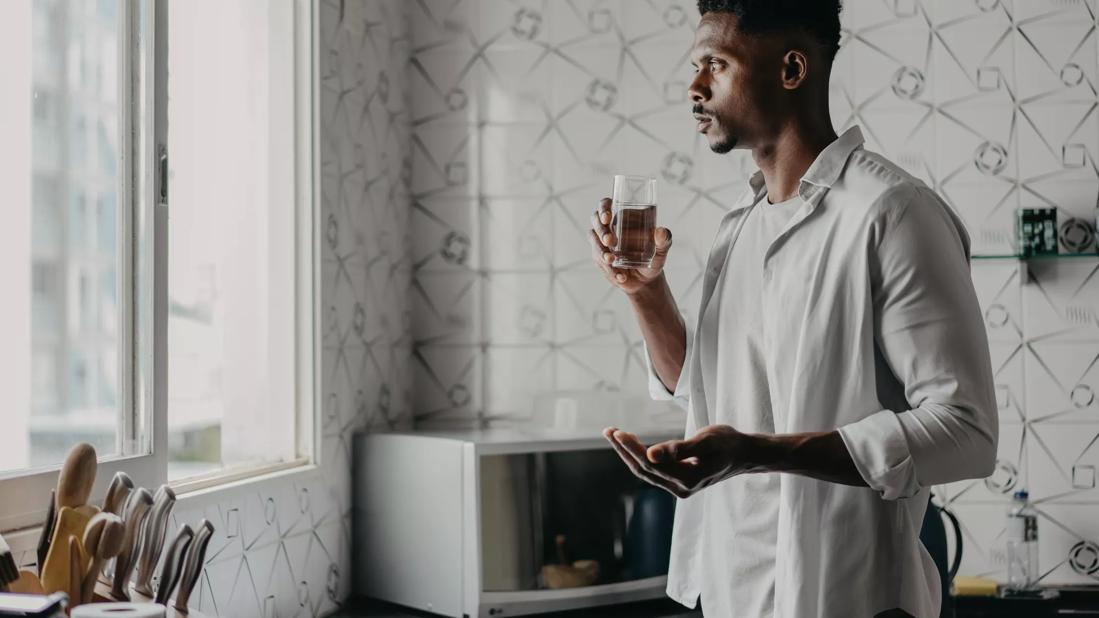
left=837, top=409, right=921, bottom=500
left=644, top=318, right=692, bottom=409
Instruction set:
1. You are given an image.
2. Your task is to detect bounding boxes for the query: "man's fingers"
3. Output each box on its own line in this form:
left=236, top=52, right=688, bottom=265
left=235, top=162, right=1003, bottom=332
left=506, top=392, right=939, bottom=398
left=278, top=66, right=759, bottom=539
left=599, top=197, right=612, bottom=221
left=648, top=437, right=701, bottom=463
left=613, top=431, right=692, bottom=491
left=605, top=431, right=681, bottom=493
left=589, top=231, right=632, bottom=283
left=590, top=211, right=618, bottom=249
left=590, top=212, right=609, bottom=241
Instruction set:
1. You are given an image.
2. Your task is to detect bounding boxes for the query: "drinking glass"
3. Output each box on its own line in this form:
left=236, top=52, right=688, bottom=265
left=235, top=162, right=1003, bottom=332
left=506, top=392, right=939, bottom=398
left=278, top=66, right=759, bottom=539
left=610, top=175, right=658, bottom=268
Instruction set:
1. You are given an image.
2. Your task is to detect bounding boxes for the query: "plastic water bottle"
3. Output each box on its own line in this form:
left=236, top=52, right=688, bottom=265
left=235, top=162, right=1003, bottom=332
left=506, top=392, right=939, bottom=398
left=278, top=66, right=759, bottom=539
left=1005, top=490, right=1039, bottom=591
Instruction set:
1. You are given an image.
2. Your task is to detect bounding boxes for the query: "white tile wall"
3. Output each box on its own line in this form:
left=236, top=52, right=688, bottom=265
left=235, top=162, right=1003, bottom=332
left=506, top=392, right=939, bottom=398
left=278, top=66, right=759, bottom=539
left=408, top=0, right=1099, bottom=587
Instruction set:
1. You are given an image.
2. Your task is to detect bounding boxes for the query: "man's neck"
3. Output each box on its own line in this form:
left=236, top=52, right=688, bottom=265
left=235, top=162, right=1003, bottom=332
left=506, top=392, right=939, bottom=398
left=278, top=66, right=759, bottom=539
left=752, top=121, right=838, bottom=204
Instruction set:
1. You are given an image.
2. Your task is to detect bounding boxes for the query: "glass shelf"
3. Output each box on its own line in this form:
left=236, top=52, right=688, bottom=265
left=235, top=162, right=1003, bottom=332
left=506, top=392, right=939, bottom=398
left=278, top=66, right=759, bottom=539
left=973, top=252, right=1099, bottom=260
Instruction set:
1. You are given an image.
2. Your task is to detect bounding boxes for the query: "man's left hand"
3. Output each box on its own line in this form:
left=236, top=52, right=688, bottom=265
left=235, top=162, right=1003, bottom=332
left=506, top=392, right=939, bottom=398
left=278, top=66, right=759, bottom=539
left=602, top=425, right=762, bottom=499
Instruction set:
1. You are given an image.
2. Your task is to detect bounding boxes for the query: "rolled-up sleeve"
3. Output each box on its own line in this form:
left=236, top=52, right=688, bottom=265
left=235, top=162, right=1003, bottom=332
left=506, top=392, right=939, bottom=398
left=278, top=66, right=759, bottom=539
left=645, top=317, right=693, bottom=412
left=838, top=186, right=999, bottom=500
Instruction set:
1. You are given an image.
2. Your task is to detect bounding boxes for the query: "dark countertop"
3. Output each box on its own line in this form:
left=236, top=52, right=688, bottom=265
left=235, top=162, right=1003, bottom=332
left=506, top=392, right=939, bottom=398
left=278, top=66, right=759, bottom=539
left=954, top=587, right=1099, bottom=617
left=333, top=597, right=700, bottom=617
left=336, top=589, right=1099, bottom=618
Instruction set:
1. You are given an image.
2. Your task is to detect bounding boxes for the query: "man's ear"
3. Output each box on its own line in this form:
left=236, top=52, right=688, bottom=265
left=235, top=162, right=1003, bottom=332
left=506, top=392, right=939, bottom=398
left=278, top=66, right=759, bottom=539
left=781, top=49, right=809, bottom=90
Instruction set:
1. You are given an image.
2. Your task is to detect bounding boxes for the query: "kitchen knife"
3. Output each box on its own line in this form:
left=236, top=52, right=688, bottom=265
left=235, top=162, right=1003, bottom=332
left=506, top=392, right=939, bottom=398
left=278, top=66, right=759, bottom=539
left=133, top=484, right=175, bottom=596
left=0, top=532, right=16, bottom=592
left=173, top=518, right=213, bottom=613
left=110, top=487, right=153, bottom=601
left=80, top=512, right=124, bottom=603
left=102, top=471, right=133, bottom=515
left=153, top=523, right=193, bottom=605
left=35, top=489, right=56, bottom=577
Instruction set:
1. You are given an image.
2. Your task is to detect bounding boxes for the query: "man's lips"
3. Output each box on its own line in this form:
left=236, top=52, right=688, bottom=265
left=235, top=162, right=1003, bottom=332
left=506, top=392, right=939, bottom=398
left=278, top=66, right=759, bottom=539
left=694, top=114, right=712, bottom=132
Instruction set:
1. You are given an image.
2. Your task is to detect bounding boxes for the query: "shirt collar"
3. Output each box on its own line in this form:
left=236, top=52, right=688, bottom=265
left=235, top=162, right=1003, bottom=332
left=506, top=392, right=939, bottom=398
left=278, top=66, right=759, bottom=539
left=746, top=125, right=865, bottom=197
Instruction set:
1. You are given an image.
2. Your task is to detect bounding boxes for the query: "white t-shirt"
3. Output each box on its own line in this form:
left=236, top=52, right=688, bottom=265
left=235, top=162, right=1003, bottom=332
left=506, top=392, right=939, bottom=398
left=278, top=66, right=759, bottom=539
left=697, top=195, right=802, bottom=616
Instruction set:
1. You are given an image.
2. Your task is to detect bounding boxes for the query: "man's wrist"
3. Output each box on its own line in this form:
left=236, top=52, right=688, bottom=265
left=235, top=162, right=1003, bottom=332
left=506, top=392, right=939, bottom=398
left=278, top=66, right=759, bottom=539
left=742, top=433, right=791, bottom=473
left=624, top=273, right=668, bottom=304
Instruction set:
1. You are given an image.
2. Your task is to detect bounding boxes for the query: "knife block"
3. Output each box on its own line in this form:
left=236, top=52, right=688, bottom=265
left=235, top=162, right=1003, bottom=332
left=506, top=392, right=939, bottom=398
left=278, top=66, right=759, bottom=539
left=88, top=580, right=212, bottom=618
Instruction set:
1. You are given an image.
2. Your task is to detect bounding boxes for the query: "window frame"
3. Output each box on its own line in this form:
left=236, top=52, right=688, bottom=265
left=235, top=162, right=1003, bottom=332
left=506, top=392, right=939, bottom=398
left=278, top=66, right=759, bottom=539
left=0, top=0, right=319, bottom=534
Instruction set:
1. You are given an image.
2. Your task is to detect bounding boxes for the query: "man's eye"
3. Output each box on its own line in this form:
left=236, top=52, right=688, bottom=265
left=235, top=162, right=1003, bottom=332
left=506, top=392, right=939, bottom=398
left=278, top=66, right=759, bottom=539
left=709, top=61, right=721, bottom=71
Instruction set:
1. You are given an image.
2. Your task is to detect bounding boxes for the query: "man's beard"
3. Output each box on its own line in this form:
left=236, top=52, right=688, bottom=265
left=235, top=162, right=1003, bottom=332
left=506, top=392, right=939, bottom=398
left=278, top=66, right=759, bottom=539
left=694, top=104, right=737, bottom=154
left=709, top=130, right=737, bottom=154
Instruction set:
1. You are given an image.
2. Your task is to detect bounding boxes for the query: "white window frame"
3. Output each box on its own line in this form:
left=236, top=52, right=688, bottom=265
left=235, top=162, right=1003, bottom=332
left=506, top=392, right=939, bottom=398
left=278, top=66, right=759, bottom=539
left=0, top=0, right=319, bottom=537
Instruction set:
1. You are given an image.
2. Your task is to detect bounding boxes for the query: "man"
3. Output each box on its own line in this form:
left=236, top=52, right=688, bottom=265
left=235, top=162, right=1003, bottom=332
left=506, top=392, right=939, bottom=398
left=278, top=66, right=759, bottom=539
left=590, top=1, right=998, bottom=617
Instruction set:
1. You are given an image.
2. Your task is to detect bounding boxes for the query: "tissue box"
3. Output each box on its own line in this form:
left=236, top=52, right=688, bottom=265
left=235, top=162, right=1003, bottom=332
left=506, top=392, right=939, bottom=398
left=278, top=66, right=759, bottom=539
left=1016, top=208, right=1058, bottom=257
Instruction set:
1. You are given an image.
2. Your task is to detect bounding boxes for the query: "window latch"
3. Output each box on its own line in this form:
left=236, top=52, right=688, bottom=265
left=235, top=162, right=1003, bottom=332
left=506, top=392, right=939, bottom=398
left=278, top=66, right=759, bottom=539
left=158, top=147, right=168, bottom=204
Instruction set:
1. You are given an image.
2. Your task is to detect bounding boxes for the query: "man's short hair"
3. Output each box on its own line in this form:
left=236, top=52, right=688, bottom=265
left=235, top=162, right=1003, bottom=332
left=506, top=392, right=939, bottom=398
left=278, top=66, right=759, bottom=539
left=697, top=0, right=843, bottom=59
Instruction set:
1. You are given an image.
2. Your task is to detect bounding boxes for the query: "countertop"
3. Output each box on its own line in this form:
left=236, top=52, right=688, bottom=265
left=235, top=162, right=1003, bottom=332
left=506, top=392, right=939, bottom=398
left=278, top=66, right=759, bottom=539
left=333, top=597, right=700, bottom=617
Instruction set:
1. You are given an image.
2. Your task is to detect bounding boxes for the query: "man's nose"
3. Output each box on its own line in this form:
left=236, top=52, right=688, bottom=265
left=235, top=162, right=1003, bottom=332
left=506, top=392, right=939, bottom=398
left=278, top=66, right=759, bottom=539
left=688, top=76, right=708, bottom=103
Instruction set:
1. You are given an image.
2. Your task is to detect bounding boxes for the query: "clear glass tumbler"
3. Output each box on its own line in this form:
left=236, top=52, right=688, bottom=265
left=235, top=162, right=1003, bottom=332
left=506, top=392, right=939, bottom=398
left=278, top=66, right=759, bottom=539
left=610, top=175, right=657, bottom=268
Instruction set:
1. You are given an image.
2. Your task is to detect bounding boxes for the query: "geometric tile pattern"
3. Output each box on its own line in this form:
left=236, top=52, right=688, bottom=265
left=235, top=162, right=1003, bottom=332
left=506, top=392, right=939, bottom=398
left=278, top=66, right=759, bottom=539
left=408, top=0, right=1099, bottom=586
left=171, top=1, right=413, bottom=616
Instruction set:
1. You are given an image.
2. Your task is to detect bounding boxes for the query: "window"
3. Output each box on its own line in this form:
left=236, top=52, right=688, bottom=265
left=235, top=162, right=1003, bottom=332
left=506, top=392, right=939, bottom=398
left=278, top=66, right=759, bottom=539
left=0, top=0, right=316, bottom=530
left=165, top=0, right=313, bottom=482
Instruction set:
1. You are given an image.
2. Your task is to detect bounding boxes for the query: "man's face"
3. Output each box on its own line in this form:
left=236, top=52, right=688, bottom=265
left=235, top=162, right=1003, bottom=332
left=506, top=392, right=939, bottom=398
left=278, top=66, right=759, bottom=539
left=688, top=12, right=783, bottom=154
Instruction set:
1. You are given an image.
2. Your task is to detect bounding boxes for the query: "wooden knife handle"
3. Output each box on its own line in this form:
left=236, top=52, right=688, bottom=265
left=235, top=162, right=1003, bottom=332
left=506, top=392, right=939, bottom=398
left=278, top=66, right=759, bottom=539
left=103, top=471, right=133, bottom=515
left=111, top=488, right=153, bottom=601
left=133, top=485, right=175, bottom=596
left=154, top=524, right=193, bottom=605
left=173, top=519, right=213, bottom=612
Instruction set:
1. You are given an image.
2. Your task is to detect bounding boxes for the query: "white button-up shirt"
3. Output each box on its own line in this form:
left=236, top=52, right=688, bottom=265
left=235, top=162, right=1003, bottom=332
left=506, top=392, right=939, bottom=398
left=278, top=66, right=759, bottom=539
left=647, top=126, right=998, bottom=618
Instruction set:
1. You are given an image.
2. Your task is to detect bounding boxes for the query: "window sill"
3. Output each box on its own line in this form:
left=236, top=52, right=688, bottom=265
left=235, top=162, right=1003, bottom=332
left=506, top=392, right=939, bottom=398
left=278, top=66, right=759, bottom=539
left=170, top=457, right=314, bottom=497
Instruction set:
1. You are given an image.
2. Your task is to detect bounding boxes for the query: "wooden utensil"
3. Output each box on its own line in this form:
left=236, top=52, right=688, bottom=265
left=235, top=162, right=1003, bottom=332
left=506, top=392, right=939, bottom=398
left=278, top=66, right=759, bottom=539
left=56, top=443, right=97, bottom=510
left=173, top=518, right=214, bottom=613
left=7, top=570, right=45, bottom=594
left=103, top=471, right=134, bottom=515
left=540, top=534, right=600, bottom=589
left=39, top=506, right=92, bottom=595
left=154, top=524, right=193, bottom=605
left=67, top=536, right=82, bottom=606
left=98, top=473, right=132, bottom=584
left=111, top=487, right=153, bottom=601
left=35, top=489, right=57, bottom=577
left=0, top=533, right=17, bottom=592
left=133, top=485, right=176, bottom=596
left=81, top=512, right=124, bottom=603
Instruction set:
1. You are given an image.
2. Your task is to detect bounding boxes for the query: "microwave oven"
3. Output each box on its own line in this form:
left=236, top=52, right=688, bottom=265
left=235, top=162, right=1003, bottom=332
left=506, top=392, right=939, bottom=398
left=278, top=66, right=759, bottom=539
left=353, top=426, right=681, bottom=617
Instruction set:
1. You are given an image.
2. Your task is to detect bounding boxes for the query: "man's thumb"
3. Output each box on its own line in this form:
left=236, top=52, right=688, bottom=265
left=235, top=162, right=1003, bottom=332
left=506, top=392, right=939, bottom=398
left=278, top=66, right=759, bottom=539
left=654, top=227, right=673, bottom=255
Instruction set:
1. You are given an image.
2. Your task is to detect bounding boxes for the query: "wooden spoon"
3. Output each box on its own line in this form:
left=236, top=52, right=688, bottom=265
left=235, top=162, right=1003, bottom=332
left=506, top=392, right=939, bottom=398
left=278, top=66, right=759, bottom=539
left=67, top=536, right=82, bottom=606
left=56, top=443, right=97, bottom=509
left=7, top=569, right=45, bottom=594
left=81, top=512, right=124, bottom=603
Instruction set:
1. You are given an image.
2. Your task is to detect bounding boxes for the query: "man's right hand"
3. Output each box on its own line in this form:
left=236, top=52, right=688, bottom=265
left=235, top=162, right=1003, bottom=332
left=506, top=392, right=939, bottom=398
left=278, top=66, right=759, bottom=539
left=589, top=197, right=673, bottom=295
